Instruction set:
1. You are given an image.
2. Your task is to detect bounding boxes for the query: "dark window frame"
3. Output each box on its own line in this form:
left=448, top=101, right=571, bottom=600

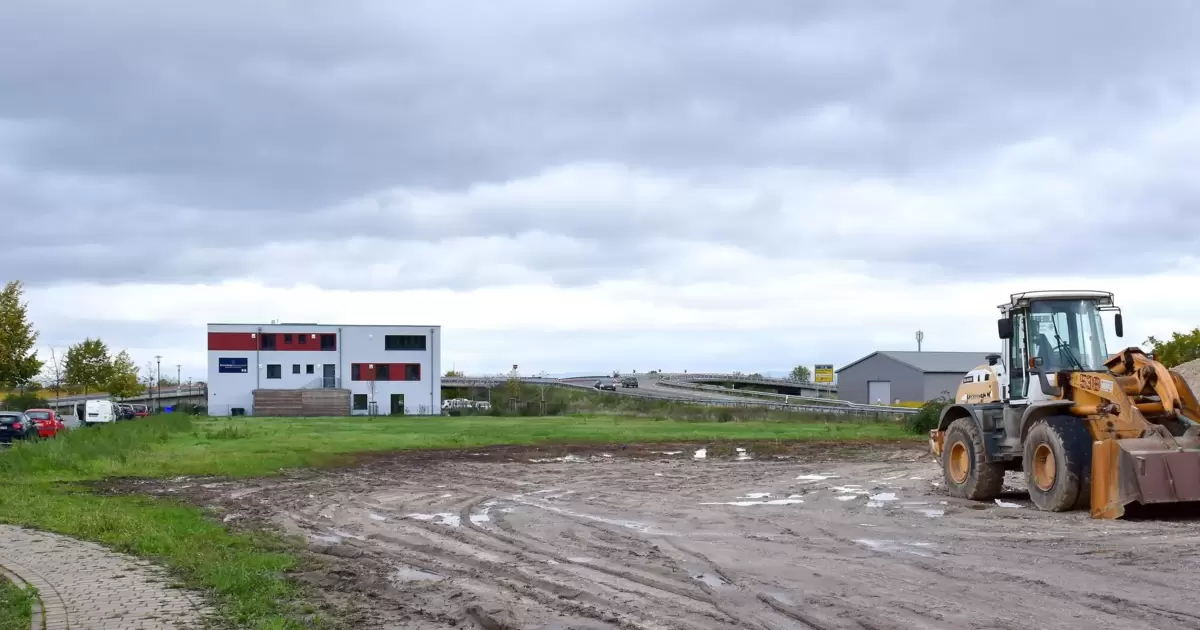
left=292, top=364, right=301, bottom=374
left=351, top=363, right=362, bottom=381
left=352, top=394, right=368, bottom=410
left=384, top=335, right=427, bottom=351
left=320, top=334, right=336, bottom=350
left=298, top=334, right=307, bottom=345
left=404, top=363, right=421, bottom=381
left=306, top=364, right=315, bottom=374
left=260, top=334, right=277, bottom=350
left=376, top=364, right=391, bottom=380
left=266, top=364, right=282, bottom=379
left=283, top=333, right=293, bottom=344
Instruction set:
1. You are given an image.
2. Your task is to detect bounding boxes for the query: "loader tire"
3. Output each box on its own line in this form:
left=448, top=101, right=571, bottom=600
left=1022, top=416, right=1092, bottom=512
left=941, top=417, right=1005, bottom=501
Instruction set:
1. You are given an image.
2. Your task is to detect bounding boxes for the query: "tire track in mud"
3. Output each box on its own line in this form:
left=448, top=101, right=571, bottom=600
left=456, top=496, right=746, bottom=628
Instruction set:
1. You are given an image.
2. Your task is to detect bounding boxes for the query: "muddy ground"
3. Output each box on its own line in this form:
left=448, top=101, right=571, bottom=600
left=123, top=442, right=1200, bottom=629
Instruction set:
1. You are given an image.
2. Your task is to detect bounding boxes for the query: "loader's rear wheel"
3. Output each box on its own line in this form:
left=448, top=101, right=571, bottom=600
left=1022, top=417, right=1092, bottom=512
left=941, top=418, right=1004, bottom=500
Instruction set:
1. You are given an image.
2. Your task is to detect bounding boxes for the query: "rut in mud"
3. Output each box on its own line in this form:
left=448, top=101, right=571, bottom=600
left=138, top=442, right=1200, bottom=629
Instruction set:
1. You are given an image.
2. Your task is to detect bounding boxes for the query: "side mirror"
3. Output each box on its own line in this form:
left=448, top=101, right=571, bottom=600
left=1114, top=313, right=1124, bottom=338
left=997, top=318, right=1013, bottom=339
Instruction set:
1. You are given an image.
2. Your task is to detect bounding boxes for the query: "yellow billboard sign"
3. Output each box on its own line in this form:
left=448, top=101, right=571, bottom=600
left=814, top=364, right=834, bottom=383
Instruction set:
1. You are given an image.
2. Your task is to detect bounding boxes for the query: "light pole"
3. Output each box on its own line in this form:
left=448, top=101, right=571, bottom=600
left=155, top=355, right=162, bottom=411
left=176, top=364, right=181, bottom=410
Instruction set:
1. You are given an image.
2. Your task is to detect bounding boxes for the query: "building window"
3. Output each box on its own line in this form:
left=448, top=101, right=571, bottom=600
left=283, top=333, right=293, bottom=344
left=292, top=364, right=301, bottom=374
left=298, top=335, right=307, bottom=345
left=320, top=334, right=336, bottom=350
left=261, top=334, right=277, bottom=350
left=352, top=394, right=368, bottom=411
left=266, top=364, right=281, bottom=379
left=384, top=335, right=426, bottom=351
left=351, top=364, right=361, bottom=381
left=306, top=364, right=315, bottom=374
left=376, top=364, right=391, bottom=380
left=404, top=363, right=421, bottom=381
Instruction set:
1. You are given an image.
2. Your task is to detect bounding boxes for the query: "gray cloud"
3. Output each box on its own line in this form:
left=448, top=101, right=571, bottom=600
left=4, top=0, right=1200, bottom=288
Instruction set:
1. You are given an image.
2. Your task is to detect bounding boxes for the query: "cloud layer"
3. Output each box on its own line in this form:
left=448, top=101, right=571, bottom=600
left=4, top=1, right=1200, bottom=375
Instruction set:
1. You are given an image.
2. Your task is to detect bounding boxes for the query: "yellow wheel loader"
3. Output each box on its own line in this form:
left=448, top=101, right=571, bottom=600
left=929, top=290, right=1200, bottom=518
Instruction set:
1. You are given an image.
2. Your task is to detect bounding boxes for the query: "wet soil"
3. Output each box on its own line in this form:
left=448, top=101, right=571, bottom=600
left=113, top=442, right=1200, bottom=629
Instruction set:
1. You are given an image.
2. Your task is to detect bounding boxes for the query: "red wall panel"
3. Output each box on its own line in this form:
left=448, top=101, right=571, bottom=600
left=208, top=332, right=259, bottom=351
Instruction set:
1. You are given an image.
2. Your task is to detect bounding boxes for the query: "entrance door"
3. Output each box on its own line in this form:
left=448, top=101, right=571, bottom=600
left=1007, top=311, right=1029, bottom=400
left=867, top=381, right=891, bottom=405
left=323, top=364, right=336, bottom=388
left=390, top=394, right=405, bottom=415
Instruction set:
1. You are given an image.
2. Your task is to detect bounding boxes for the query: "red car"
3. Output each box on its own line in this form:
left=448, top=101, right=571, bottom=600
left=23, top=409, right=66, bottom=438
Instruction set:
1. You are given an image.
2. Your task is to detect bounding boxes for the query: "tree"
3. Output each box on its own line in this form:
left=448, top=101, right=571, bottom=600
left=1145, top=329, right=1200, bottom=368
left=790, top=365, right=812, bottom=382
left=444, top=369, right=465, bottom=377
left=39, top=347, right=66, bottom=402
left=0, top=281, right=43, bottom=389
left=107, top=350, right=142, bottom=399
left=63, top=338, right=113, bottom=394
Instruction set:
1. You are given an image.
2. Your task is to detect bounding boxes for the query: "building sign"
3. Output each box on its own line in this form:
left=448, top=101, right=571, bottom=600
left=218, top=357, right=248, bottom=373
left=814, top=364, right=834, bottom=383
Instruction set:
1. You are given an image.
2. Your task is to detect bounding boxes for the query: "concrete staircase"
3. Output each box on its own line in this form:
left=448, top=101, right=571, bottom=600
left=252, top=389, right=351, bottom=417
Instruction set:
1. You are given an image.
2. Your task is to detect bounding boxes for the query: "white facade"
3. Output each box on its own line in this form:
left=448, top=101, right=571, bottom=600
left=206, top=323, right=441, bottom=416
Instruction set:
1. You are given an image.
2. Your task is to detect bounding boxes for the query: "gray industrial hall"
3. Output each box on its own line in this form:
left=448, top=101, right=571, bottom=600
left=836, top=351, right=993, bottom=405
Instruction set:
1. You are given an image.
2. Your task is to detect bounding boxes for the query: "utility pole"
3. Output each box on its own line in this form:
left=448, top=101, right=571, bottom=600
left=155, top=355, right=162, bottom=411
left=176, top=364, right=181, bottom=410
left=915, top=330, right=924, bottom=352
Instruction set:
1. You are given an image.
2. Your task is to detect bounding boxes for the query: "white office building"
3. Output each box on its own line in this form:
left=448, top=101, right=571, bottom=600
left=206, top=323, right=441, bottom=416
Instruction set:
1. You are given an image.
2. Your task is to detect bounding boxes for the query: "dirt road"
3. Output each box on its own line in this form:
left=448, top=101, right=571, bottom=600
left=147, top=443, right=1200, bottom=629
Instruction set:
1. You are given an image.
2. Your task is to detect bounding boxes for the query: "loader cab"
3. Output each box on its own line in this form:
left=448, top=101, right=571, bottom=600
left=997, top=290, right=1123, bottom=403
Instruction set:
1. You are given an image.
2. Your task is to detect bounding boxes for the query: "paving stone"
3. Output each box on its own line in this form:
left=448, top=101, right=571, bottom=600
left=0, top=524, right=213, bottom=629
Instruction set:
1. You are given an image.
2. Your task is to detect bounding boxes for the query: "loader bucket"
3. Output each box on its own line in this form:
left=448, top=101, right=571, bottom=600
left=1092, top=432, right=1200, bottom=519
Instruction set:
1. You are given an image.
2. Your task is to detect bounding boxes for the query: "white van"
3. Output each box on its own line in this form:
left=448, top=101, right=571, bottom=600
left=81, top=400, right=118, bottom=426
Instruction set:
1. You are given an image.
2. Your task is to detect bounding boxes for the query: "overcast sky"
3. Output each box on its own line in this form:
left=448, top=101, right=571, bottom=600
left=5, top=1, right=1200, bottom=380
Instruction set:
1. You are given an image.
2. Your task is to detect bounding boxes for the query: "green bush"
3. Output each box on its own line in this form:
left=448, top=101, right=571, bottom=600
left=905, top=394, right=950, bottom=435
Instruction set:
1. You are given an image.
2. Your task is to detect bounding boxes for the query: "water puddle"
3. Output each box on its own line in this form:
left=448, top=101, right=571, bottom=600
left=701, top=498, right=804, bottom=506
left=994, top=499, right=1023, bottom=508
left=916, top=508, right=945, bottom=518
left=659, top=451, right=683, bottom=455
left=795, top=474, right=838, bottom=482
left=405, top=512, right=461, bottom=527
left=868, top=492, right=898, bottom=502
left=470, top=508, right=491, bottom=524
left=693, top=573, right=732, bottom=588
left=739, top=492, right=772, bottom=499
left=390, top=566, right=444, bottom=583
left=693, top=448, right=707, bottom=459
left=854, top=538, right=935, bottom=557
left=836, top=495, right=860, bottom=502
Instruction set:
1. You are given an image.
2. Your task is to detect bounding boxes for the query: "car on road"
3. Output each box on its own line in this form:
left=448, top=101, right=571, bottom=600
left=117, top=403, right=136, bottom=420
left=132, top=404, right=149, bottom=418
left=78, top=399, right=119, bottom=426
left=0, top=411, right=38, bottom=443
left=594, top=380, right=618, bottom=391
left=620, top=376, right=639, bottom=388
left=23, top=409, right=66, bottom=438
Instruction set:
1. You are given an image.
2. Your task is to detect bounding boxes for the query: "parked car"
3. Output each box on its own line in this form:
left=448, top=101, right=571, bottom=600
left=594, top=379, right=617, bottom=391
left=132, top=404, right=150, bottom=418
left=0, top=411, right=37, bottom=443
left=117, top=403, right=136, bottom=420
left=79, top=400, right=119, bottom=426
left=620, top=376, right=639, bottom=388
left=23, top=409, right=66, bottom=438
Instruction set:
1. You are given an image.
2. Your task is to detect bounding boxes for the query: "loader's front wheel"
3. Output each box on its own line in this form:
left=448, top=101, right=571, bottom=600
left=1022, top=417, right=1092, bottom=511
left=941, top=418, right=1004, bottom=500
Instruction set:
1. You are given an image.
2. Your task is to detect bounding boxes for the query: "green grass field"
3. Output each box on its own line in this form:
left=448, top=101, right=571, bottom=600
left=0, top=579, right=34, bottom=630
left=0, top=413, right=914, bottom=628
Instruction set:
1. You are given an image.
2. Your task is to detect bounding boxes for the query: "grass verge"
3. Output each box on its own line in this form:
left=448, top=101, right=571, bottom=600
left=0, top=411, right=916, bottom=628
left=0, top=578, right=35, bottom=630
